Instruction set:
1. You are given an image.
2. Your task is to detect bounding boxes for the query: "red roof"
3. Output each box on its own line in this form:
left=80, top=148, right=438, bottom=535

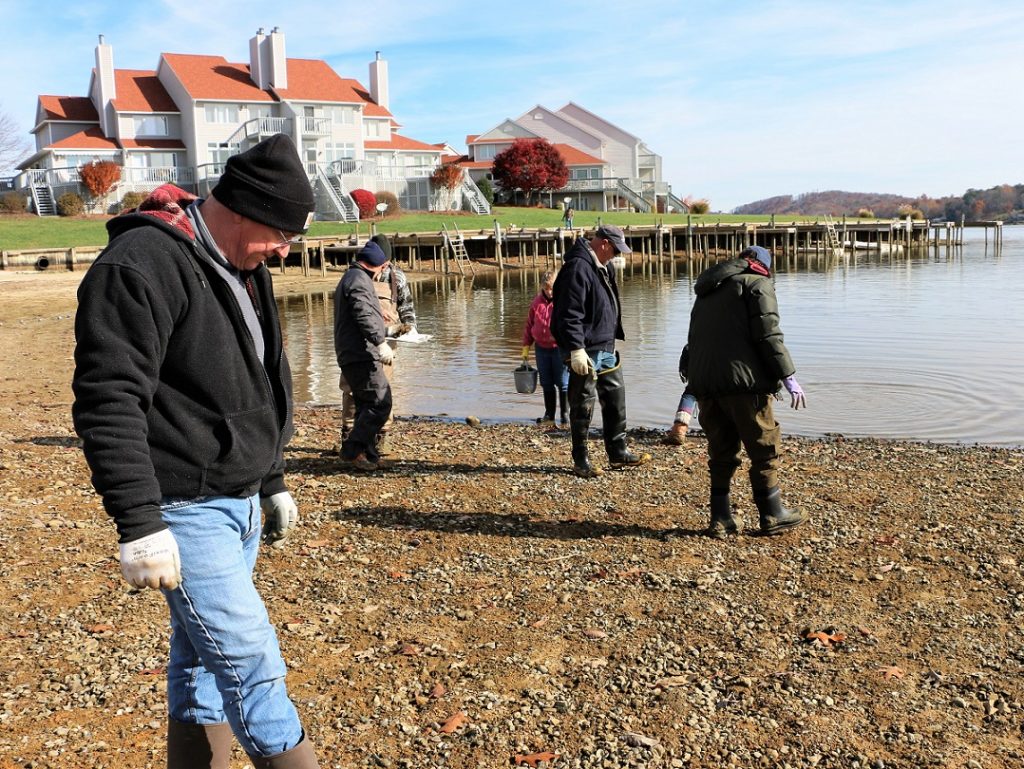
left=120, top=139, right=186, bottom=149
left=275, top=60, right=389, bottom=115
left=38, top=95, right=98, bottom=122
left=161, top=54, right=275, bottom=101
left=365, top=133, right=441, bottom=152
left=553, top=143, right=605, bottom=166
left=49, top=127, right=119, bottom=150
left=112, top=70, right=178, bottom=112
left=465, top=134, right=478, bottom=145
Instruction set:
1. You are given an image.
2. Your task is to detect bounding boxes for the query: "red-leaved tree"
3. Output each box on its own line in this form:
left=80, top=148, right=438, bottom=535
left=79, top=160, right=122, bottom=200
left=430, top=163, right=464, bottom=211
left=351, top=188, right=377, bottom=219
left=491, top=138, right=568, bottom=206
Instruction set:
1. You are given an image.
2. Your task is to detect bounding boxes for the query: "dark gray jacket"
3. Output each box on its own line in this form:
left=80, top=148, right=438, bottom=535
left=687, top=256, right=795, bottom=397
left=333, top=264, right=388, bottom=367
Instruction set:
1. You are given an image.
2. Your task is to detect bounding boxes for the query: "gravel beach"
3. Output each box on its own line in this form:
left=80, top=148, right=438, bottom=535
left=0, top=269, right=1021, bottom=769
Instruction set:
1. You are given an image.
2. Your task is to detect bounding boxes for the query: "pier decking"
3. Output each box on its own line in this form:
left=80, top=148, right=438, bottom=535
left=0, top=218, right=1004, bottom=273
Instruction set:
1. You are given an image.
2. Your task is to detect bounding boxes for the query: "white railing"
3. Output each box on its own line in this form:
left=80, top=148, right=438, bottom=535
left=563, top=177, right=621, bottom=192
left=122, top=166, right=194, bottom=185
left=300, top=117, right=331, bottom=136
left=223, top=116, right=290, bottom=147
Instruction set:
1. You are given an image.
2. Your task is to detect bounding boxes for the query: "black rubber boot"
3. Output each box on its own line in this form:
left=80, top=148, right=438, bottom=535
left=707, top=493, right=738, bottom=539
left=538, top=386, right=557, bottom=424
left=755, top=486, right=806, bottom=535
left=558, top=390, right=569, bottom=427
left=597, top=362, right=649, bottom=468
left=568, top=371, right=601, bottom=477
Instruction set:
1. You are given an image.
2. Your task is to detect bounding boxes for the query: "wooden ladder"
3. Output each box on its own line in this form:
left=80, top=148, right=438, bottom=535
left=823, top=214, right=845, bottom=256
left=442, top=223, right=475, bottom=275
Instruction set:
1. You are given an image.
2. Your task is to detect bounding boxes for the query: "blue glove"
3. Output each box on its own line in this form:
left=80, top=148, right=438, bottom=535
left=783, top=375, right=806, bottom=410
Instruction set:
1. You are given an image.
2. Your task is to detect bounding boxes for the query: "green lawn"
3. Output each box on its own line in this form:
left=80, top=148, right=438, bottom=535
left=0, top=207, right=793, bottom=252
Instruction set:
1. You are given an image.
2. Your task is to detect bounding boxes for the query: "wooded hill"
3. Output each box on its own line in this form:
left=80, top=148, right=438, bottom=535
left=733, top=184, right=1024, bottom=222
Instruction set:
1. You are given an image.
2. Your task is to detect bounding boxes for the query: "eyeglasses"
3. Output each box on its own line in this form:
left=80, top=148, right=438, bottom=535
left=272, top=229, right=302, bottom=249
left=604, top=238, right=620, bottom=255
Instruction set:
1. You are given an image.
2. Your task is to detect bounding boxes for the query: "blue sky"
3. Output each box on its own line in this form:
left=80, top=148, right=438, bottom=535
left=3, top=0, right=1023, bottom=211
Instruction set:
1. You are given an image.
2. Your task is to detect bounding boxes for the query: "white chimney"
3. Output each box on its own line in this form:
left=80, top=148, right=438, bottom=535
left=369, top=51, right=389, bottom=111
left=249, top=27, right=287, bottom=90
left=268, top=27, right=287, bottom=90
left=95, top=34, right=117, bottom=137
left=249, top=28, right=268, bottom=89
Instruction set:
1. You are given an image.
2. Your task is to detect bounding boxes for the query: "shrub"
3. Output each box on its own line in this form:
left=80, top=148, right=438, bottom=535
left=56, top=192, right=85, bottom=216
left=120, top=191, right=147, bottom=212
left=350, top=188, right=376, bottom=219
left=0, top=191, right=27, bottom=214
left=477, top=177, right=494, bottom=205
left=375, top=190, right=401, bottom=217
left=896, top=204, right=924, bottom=220
left=687, top=198, right=711, bottom=215
left=856, top=208, right=875, bottom=218
left=80, top=160, right=122, bottom=199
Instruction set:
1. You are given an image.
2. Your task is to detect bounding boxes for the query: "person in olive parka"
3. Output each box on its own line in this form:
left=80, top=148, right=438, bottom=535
left=686, top=245, right=807, bottom=537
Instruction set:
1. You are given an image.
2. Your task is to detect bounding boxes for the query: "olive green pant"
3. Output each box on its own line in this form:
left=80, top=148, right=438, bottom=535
left=340, top=359, right=394, bottom=435
left=697, top=393, right=781, bottom=493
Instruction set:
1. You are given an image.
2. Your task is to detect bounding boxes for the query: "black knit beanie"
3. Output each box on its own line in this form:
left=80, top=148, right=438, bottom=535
left=211, top=134, right=315, bottom=233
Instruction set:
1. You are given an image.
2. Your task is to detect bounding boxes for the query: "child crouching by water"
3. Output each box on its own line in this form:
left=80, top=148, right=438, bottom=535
left=521, top=270, right=569, bottom=426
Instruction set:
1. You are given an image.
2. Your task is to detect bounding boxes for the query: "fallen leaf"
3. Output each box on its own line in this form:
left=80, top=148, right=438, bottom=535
left=514, top=751, right=560, bottom=767
left=878, top=562, right=896, bottom=573
left=654, top=675, right=689, bottom=688
left=857, top=626, right=874, bottom=637
left=529, top=617, right=548, bottom=628
left=85, top=624, right=114, bottom=634
left=623, top=731, right=660, bottom=748
left=801, top=629, right=847, bottom=648
left=584, top=628, right=608, bottom=639
left=439, top=711, right=468, bottom=733
left=388, top=570, right=411, bottom=579
left=304, top=539, right=330, bottom=548
left=429, top=683, right=446, bottom=699
left=617, top=568, right=645, bottom=579
left=399, top=643, right=421, bottom=656
left=878, top=665, right=905, bottom=680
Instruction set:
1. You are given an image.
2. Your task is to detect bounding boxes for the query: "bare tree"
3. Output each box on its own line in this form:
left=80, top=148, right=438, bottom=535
left=0, top=106, right=31, bottom=174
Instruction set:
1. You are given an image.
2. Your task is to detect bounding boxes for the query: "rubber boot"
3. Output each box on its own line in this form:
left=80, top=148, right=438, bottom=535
left=167, top=718, right=233, bottom=769
left=568, top=371, right=601, bottom=477
left=537, top=386, right=557, bottom=425
left=558, top=390, right=569, bottom=427
left=755, top=486, right=806, bottom=535
left=706, top=493, right=738, bottom=539
left=597, top=362, right=649, bottom=468
left=250, top=733, right=320, bottom=769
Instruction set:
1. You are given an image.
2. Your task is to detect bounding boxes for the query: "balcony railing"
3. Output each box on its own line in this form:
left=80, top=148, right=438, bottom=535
left=123, top=166, right=194, bottom=184
left=300, top=117, right=332, bottom=137
left=563, top=177, right=622, bottom=192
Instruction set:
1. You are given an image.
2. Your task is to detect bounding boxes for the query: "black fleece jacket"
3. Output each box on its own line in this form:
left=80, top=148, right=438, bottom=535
left=71, top=187, right=293, bottom=543
left=551, top=238, right=624, bottom=352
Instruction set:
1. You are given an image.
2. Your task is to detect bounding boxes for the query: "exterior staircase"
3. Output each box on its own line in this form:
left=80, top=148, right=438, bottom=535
left=667, top=190, right=689, bottom=214
left=314, top=167, right=359, bottom=222
left=222, top=117, right=290, bottom=151
left=616, top=179, right=652, bottom=213
left=460, top=172, right=491, bottom=214
left=32, top=185, right=56, bottom=216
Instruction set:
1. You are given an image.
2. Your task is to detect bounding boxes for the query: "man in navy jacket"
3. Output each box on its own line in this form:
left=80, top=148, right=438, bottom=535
left=552, top=225, right=649, bottom=477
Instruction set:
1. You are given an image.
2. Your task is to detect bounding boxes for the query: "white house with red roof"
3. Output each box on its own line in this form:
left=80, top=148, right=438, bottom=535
left=462, top=104, right=684, bottom=214
left=17, top=30, right=489, bottom=218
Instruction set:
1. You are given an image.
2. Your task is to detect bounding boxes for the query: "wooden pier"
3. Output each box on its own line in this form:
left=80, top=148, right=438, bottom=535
left=0, top=218, right=1004, bottom=274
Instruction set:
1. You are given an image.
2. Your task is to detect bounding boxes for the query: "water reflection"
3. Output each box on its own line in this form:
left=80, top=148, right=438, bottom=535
left=279, top=228, right=1023, bottom=447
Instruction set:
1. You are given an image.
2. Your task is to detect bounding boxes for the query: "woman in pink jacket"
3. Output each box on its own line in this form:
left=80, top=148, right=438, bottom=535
left=521, top=270, right=570, bottom=426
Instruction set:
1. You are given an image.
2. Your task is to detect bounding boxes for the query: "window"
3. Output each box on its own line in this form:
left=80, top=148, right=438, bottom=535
left=205, top=104, right=239, bottom=124
left=249, top=105, right=273, bottom=121
left=329, top=106, right=355, bottom=125
left=133, top=115, right=169, bottom=136
left=364, top=120, right=386, bottom=139
left=207, top=142, right=239, bottom=165
left=324, top=142, right=355, bottom=163
left=475, top=144, right=502, bottom=161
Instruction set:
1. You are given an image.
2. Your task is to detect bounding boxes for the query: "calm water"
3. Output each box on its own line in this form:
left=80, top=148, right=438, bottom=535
left=279, top=227, right=1024, bottom=448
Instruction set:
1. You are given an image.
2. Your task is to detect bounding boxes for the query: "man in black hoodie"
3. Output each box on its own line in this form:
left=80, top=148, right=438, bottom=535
left=687, top=245, right=807, bottom=538
left=552, top=225, right=649, bottom=477
left=72, top=135, right=320, bottom=769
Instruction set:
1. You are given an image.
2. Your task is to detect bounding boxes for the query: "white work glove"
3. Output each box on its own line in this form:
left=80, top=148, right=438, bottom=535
left=119, top=529, right=181, bottom=590
left=377, top=341, right=395, bottom=365
left=569, top=348, right=596, bottom=378
left=261, top=491, right=298, bottom=548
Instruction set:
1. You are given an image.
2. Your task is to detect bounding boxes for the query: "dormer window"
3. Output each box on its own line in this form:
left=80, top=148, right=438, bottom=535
left=134, top=115, right=169, bottom=136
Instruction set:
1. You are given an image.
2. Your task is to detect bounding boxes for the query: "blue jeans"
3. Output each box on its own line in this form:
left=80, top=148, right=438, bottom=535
left=535, top=345, right=569, bottom=391
left=161, top=494, right=303, bottom=758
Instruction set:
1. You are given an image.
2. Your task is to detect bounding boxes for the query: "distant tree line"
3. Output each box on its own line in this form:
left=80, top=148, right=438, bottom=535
left=733, top=184, right=1024, bottom=222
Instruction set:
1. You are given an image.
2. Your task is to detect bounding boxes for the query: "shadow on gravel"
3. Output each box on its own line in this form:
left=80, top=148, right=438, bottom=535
left=287, top=451, right=577, bottom=477
left=17, top=435, right=81, bottom=447
left=334, top=504, right=706, bottom=541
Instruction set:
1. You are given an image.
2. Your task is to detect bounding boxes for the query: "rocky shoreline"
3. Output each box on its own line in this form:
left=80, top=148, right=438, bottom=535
left=0, top=272, right=1021, bottom=768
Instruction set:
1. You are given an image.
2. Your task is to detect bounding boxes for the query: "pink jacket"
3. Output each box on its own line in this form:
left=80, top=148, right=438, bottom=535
left=522, top=292, right=558, bottom=349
